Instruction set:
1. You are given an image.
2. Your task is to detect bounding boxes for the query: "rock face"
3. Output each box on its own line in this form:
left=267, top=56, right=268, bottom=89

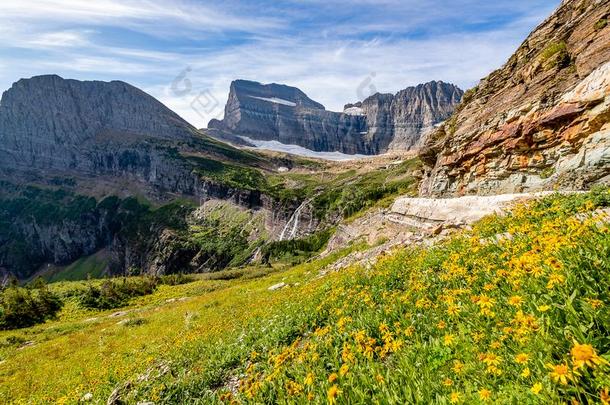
left=357, top=81, right=464, bottom=151
left=0, top=75, right=194, bottom=173
left=420, top=0, right=610, bottom=196
left=390, top=193, right=552, bottom=230
left=209, top=80, right=462, bottom=154
left=0, top=75, right=213, bottom=202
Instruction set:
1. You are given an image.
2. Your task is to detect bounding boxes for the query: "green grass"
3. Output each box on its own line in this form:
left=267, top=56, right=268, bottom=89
left=44, top=253, right=109, bottom=283
left=1, top=190, right=608, bottom=404
left=594, top=18, right=607, bottom=31
left=539, top=41, right=571, bottom=70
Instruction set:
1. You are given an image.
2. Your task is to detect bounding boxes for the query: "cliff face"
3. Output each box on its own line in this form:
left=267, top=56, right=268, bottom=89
left=360, top=81, right=464, bottom=150
left=209, top=80, right=462, bottom=154
left=420, top=0, right=610, bottom=196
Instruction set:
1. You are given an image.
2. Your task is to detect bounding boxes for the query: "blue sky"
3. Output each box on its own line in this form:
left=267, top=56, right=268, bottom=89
left=0, top=0, right=560, bottom=127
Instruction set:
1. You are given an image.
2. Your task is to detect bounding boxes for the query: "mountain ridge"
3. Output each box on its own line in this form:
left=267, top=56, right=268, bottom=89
left=208, top=79, right=463, bottom=154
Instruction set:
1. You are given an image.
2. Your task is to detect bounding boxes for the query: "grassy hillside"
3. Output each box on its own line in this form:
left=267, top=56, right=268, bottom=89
left=0, top=189, right=608, bottom=403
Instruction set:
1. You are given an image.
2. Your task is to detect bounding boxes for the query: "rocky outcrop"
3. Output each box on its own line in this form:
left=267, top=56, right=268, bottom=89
left=209, top=80, right=462, bottom=154
left=389, top=193, right=552, bottom=230
left=420, top=0, right=610, bottom=196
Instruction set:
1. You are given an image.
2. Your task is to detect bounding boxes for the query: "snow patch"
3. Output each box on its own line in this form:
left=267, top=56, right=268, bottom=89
left=249, top=96, right=297, bottom=107
left=344, top=106, right=364, bottom=115
left=238, top=136, right=368, bottom=161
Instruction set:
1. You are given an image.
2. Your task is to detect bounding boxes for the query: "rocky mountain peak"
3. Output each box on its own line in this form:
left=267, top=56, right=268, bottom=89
left=0, top=75, right=202, bottom=191
left=229, top=80, right=325, bottom=109
left=1, top=75, right=193, bottom=145
left=210, top=79, right=462, bottom=154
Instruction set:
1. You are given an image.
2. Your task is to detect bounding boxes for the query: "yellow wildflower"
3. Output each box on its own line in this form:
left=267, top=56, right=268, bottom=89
left=490, top=341, right=502, bottom=350
left=327, top=385, right=341, bottom=404
left=452, top=360, right=464, bottom=374
left=328, top=373, right=338, bottom=384
left=521, top=367, right=531, bottom=378
left=339, top=364, right=349, bottom=377
left=480, top=353, right=502, bottom=367
left=538, top=305, right=551, bottom=313
left=546, top=273, right=565, bottom=289
left=570, top=342, right=608, bottom=369
left=531, top=382, right=543, bottom=395
left=477, top=295, right=495, bottom=309
left=600, top=388, right=609, bottom=405
left=444, top=334, right=456, bottom=346
left=304, top=373, right=314, bottom=386
left=515, top=353, right=530, bottom=364
left=585, top=298, right=603, bottom=309
left=376, top=374, right=385, bottom=384
left=286, top=380, right=303, bottom=396
left=548, top=363, right=576, bottom=385
left=508, top=295, right=523, bottom=307
left=437, top=320, right=447, bottom=329
left=450, top=392, right=461, bottom=404
left=479, top=389, right=492, bottom=401
left=443, top=378, right=453, bottom=386
left=447, top=305, right=459, bottom=316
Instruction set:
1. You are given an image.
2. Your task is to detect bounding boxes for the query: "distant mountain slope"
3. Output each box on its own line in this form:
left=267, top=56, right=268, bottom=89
left=208, top=79, right=462, bottom=154
left=420, top=0, right=610, bottom=196
left=0, top=75, right=268, bottom=198
left=0, top=75, right=287, bottom=279
left=0, top=75, right=193, bottom=171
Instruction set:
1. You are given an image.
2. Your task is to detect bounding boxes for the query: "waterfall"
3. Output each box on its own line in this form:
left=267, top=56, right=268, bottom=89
left=279, top=199, right=310, bottom=241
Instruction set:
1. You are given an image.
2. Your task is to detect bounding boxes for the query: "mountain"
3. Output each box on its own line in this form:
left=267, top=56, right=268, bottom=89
left=0, top=75, right=192, bottom=171
left=420, top=0, right=610, bottom=196
left=351, top=81, right=464, bottom=150
left=0, top=75, right=425, bottom=280
left=0, top=75, right=299, bottom=279
left=0, top=75, right=274, bottom=198
left=208, top=79, right=462, bottom=154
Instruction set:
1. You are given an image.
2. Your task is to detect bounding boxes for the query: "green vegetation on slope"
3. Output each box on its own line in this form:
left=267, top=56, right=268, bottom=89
left=0, top=284, right=63, bottom=330
left=1, top=155, right=420, bottom=281
left=42, top=252, right=109, bottom=283
left=267, top=158, right=421, bottom=219
left=0, top=189, right=608, bottom=403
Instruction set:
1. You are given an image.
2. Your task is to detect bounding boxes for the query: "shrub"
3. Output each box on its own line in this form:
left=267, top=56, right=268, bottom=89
left=158, top=273, right=196, bottom=286
left=539, top=41, right=571, bottom=69
left=261, top=228, right=334, bottom=263
left=0, top=286, right=63, bottom=330
left=78, top=278, right=157, bottom=310
left=0, top=335, right=27, bottom=348
left=594, top=18, right=607, bottom=31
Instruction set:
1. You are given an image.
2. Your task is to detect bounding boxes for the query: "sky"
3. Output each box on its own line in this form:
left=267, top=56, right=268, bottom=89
left=0, top=0, right=561, bottom=128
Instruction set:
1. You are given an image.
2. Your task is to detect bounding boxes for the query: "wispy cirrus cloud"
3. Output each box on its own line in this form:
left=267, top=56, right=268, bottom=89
left=0, top=0, right=282, bottom=33
left=0, top=0, right=561, bottom=127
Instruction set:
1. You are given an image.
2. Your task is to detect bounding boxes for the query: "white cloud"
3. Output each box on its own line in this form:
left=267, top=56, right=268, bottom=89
left=27, top=31, right=92, bottom=48
left=144, top=29, right=525, bottom=127
left=0, top=0, right=281, bottom=34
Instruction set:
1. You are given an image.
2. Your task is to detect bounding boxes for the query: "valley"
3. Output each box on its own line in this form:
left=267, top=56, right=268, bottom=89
left=0, top=0, right=609, bottom=403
